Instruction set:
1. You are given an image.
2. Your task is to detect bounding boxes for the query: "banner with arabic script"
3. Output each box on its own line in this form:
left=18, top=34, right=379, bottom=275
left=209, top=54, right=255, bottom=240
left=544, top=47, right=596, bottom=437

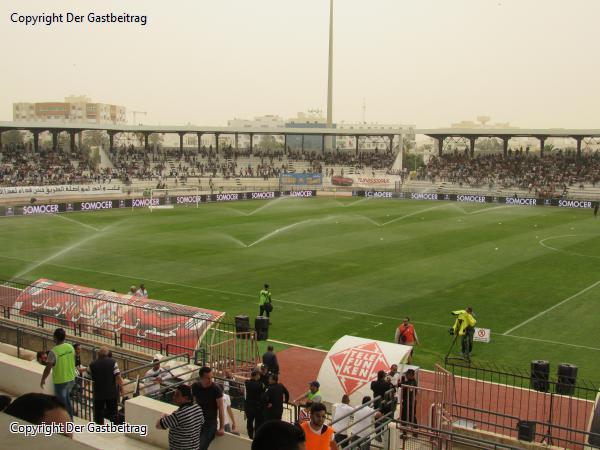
left=0, top=184, right=122, bottom=198
left=9, top=279, right=225, bottom=355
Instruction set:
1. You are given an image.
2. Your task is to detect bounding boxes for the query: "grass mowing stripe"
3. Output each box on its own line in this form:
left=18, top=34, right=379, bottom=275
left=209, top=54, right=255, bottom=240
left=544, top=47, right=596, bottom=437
left=54, top=214, right=102, bottom=231
left=503, top=279, right=600, bottom=335
left=0, top=253, right=447, bottom=329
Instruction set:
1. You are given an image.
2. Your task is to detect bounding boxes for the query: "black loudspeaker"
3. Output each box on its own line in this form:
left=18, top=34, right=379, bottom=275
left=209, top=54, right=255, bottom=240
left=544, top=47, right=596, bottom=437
left=255, top=316, right=269, bottom=341
left=235, top=315, right=250, bottom=337
left=530, top=360, right=550, bottom=392
left=556, top=363, right=578, bottom=396
left=517, top=421, right=536, bottom=442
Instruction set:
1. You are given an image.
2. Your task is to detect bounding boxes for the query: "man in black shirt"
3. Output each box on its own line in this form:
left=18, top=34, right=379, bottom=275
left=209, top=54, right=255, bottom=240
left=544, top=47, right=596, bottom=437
left=192, top=367, right=225, bottom=450
left=262, top=345, right=279, bottom=375
left=244, top=368, right=264, bottom=438
left=87, top=347, right=124, bottom=424
left=262, top=373, right=289, bottom=421
left=370, top=370, right=394, bottom=416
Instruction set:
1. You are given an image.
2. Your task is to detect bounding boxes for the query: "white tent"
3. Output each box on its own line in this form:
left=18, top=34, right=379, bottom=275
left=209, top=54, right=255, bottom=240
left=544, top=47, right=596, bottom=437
left=316, top=335, right=414, bottom=405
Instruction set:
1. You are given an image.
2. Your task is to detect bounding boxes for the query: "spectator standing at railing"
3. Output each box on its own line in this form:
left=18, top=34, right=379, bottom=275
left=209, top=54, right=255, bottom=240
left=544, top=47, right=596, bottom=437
left=332, top=395, right=353, bottom=448
left=300, top=402, right=338, bottom=450
left=156, top=384, right=204, bottom=450
left=144, top=357, right=173, bottom=396
left=40, top=328, right=76, bottom=419
left=87, top=346, right=124, bottom=424
left=351, top=396, right=382, bottom=450
left=370, top=370, right=394, bottom=417
left=222, top=391, right=239, bottom=435
left=398, top=369, right=418, bottom=437
left=262, top=373, right=290, bottom=421
left=245, top=368, right=264, bottom=439
left=192, top=366, right=225, bottom=450
left=294, top=381, right=322, bottom=405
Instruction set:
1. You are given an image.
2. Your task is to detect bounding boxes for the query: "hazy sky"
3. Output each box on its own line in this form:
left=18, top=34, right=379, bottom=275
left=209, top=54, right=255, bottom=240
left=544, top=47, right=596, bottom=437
left=2, top=0, right=599, bottom=128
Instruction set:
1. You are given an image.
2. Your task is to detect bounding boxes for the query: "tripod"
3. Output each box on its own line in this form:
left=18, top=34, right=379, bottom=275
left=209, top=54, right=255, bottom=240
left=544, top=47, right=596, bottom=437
left=445, top=319, right=468, bottom=364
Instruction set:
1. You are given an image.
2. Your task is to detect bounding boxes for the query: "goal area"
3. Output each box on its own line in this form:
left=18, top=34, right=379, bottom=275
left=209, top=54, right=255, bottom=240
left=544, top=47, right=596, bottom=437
left=149, top=187, right=201, bottom=210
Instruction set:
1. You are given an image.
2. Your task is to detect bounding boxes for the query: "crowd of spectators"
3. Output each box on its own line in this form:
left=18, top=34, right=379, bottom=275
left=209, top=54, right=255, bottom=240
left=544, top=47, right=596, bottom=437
left=418, top=150, right=600, bottom=197
left=0, top=143, right=113, bottom=186
left=1, top=141, right=397, bottom=188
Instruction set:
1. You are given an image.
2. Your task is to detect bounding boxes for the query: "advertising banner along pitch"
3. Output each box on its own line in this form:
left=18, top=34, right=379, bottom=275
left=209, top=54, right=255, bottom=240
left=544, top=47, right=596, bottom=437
left=317, top=335, right=413, bottom=404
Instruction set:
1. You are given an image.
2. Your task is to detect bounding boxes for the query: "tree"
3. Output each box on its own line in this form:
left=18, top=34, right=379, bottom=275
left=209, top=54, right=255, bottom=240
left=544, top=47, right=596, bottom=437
left=148, top=133, right=164, bottom=147
left=259, top=135, right=283, bottom=151
left=82, top=130, right=108, bottom=148
left=403, top=152, right=424, bottom=171
left=2, top=130, right=24, bottom=146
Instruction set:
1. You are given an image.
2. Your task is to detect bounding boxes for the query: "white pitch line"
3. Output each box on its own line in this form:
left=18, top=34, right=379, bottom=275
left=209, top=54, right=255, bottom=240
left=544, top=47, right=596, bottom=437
left=497, top=334, right=600, bottom=352
left=1, top=253, right=597, bottom=353
left=341, top=198, right=369, bottom=208
left=380, top=204, right=452, bottom=226
left=503, top=279, right=600, bottom=335
left=0, top=253, right=446, bottom=329
left=54, top=214, right=101, bottom=231
left=538, top=234, right=600, bottom=260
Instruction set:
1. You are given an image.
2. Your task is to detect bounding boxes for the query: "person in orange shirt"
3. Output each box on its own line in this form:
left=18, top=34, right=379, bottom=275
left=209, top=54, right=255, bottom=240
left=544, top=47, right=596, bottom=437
left=300, top=402, right=338, bottom=450
left=395, top=317, right=419, bottom=363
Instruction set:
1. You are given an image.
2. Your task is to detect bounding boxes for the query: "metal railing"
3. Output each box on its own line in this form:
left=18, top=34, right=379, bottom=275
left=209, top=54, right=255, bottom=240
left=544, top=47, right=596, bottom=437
left=445, top=359, right=600, bottom=449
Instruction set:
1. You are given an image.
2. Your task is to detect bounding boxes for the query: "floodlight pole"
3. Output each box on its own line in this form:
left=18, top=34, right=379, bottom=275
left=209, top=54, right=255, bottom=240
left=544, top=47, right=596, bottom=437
left=326, top=0, right=334, bottom=151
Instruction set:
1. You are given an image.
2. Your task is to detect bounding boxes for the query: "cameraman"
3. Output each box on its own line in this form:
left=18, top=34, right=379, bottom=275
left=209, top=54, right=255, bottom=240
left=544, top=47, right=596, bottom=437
left=395, top=317, right=419, bottom=363
left=450, top=307, right=476, bottom=361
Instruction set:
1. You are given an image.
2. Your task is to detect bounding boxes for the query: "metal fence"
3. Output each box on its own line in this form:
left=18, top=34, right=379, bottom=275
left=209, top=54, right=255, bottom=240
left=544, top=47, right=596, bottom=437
left=445, top=359, right=600, bottom=449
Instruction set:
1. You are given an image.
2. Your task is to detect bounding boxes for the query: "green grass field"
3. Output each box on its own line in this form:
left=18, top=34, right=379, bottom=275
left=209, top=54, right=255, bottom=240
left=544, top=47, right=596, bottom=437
left=1, top=196, right=600, bottom=381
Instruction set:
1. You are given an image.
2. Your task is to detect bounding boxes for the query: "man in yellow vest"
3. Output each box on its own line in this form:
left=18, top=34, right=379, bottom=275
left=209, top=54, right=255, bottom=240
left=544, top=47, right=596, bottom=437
left=259, top=283, right=272, bottom=320
left=451, top=307, right=476, bottom=361
left=300, top=402, right=338, bottom=450
left=40, top=328, right=77, bottom=419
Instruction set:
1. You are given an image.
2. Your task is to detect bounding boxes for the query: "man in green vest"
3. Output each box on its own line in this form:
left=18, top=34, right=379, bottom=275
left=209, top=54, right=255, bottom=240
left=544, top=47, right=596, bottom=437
left=40, top=328, right=77, bottom=419
left=259, top=283, right=272, bottom=319
left=293, top=381, right=322, bottom=405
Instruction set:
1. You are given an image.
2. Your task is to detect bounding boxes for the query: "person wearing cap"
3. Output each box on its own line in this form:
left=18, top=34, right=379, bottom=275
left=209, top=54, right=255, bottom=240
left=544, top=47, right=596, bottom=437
left=244, top=368, right=264, bottom=439
left=294, top=381, right=322, bottom=405
left=128, top=285, right=137, bottom=295
left=259, top=283, right=273, bottom=319
left=143, top=357, right=172, bottom=397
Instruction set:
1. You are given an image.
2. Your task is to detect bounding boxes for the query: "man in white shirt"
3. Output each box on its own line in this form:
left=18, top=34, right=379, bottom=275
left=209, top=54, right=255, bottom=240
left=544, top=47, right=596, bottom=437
left=143, top=357, right=172, bottom=397
left=387, top=364, right=401, bottom=388
left=332, top=394, right=354, bottom=447
left=221, top=392, right=239, bottom=435
left=136, top=284, right=148, bottom=298
left=351, top=396, right=382, bottom=450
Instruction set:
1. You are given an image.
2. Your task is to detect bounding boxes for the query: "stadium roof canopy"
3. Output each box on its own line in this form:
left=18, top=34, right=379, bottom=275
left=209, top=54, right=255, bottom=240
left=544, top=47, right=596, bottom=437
left=2, top=121, right=600, bottom=138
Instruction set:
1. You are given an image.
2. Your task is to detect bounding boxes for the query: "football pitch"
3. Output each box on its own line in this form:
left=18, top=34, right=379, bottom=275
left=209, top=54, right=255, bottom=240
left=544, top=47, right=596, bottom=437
left=1, top=196, right=600, bottom=381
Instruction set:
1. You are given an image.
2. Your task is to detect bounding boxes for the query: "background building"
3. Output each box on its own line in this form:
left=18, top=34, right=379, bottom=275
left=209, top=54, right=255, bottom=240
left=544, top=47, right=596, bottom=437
left=13, top=95, right=126, bottom=125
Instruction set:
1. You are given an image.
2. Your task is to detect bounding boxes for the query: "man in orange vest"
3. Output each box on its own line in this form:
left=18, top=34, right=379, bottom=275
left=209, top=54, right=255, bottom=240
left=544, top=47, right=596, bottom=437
left=395, top=317, right=419, bottom=363
left=300, top=402, right=338, bottom=450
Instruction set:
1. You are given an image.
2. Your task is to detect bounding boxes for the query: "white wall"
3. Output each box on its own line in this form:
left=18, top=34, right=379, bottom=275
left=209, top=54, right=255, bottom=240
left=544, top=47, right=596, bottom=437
left=0, top=351, right=54, bottom=396
left=125, top=396, right=251, bottom=450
